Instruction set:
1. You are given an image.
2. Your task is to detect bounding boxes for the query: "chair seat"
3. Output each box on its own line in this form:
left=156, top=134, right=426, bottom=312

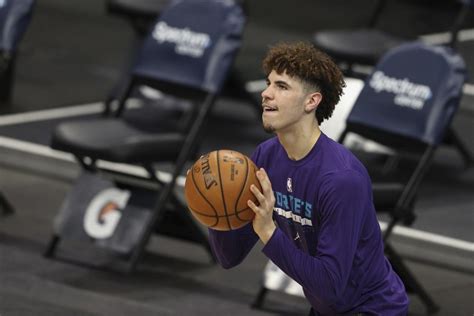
left=313, top=28, right=404, bottom=65
left=106, top=0, right=169, bottom=20
left=372, top=182, right=404, bottom=212
left=51, top=119, right=184, bottom=164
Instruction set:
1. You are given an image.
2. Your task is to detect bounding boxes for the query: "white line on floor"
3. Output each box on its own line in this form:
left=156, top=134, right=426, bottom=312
left=0, top=99, right=143, bottom=126
left=0, top=102, right=104, bottom=126
left=0, top=136, right=75, bottom=161
left=379, top=222, right=474, bottom=252
left=0, top=134, right=472, bottom=252
left=420, top=28, right=474, bottom=44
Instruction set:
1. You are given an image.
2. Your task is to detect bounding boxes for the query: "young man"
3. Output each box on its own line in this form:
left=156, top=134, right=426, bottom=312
left=208, top=42, right=409, bottom=315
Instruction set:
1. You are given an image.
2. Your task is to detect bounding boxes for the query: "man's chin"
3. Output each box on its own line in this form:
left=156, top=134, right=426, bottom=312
left=263, top=123, right=276, bottom=134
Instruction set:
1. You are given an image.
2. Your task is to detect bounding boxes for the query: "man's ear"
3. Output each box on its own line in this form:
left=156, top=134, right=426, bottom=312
left=305, top=92, right=322, bottom=112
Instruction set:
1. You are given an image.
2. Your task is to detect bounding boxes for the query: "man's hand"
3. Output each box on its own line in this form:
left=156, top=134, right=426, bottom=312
left=248, top=168, right=276, bottom=244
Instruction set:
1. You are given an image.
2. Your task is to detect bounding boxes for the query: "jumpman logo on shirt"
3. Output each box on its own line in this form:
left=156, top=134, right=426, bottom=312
left=294, top=232, right=300, bottom=241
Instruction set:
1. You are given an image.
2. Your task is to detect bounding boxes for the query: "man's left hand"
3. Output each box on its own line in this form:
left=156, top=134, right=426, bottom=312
left=248, top=168, right=276, bottom=244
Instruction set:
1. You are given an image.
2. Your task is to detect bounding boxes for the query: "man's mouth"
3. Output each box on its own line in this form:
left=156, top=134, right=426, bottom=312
left=262, top=105, right=278, bottom=112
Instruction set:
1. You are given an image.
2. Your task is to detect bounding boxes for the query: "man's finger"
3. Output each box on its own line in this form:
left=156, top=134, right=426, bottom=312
left=247, top=200, right=262, bottom=215
left=250, top=184, right=266, bottom=205
left=257, top=168, right=273, bottom=197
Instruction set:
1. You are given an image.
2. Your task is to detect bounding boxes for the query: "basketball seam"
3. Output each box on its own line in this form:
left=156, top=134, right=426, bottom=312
left=190, top=166, right=219, bottom=227
left=187, top=205, right=220, bottom=228
left=216, top=150, right=232, bottom=230
left=191, top=206, right=252, bottom=217
left=234, top=156, right=250, bottom=222
left=236, top=206, right=252, bottom=213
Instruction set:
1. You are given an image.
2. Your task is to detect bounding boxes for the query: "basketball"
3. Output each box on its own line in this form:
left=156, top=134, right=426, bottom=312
left=184, top=150, right=261, bottom=231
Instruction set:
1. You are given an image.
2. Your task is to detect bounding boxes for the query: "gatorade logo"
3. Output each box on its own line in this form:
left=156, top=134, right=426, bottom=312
left=152, top=21, right=211, bottom=58
left=369, top=71, right=432, bottom=110
left=83, top=188, right=130, bottom=239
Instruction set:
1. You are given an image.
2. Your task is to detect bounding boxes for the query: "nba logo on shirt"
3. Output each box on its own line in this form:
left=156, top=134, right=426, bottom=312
left=287, top=177, right=293, bottom=192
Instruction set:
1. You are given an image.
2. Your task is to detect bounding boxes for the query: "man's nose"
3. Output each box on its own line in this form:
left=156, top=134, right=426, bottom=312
left=261, top=86, right=272, bottom=101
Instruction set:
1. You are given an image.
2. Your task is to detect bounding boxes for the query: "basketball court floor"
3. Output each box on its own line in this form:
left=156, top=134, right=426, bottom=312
left=0, top=0, right=473, bottom=315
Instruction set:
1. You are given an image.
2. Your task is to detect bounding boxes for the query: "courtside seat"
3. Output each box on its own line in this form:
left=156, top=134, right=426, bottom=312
left=106, top=0, right=247, bottom=34
left=313, top=28, right=403, bottom=66
left=313, top=0, right=474, bottom=166
left=312, top=0, right=473, bottom=78
left=45, top=0, right=245, bottom=272
left=106, top=0, right=169, bottom=35
left=372, top=182, right=405, bottom=212
left=107, top=0, right=167, bottom=18
left=104, top=0, right=256, bottom=112
left=339, top=42, right=467, bottom=314
left=52, top=119, right=184, bottom=164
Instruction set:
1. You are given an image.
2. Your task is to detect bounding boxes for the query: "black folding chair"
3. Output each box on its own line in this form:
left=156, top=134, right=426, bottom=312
left=0, top=0, right=35, bottom=104
left=44, top=0, right=245, bottom=273
left=338, top=42, right=467, bottom=314
left=314, top=0, right=474, bottom=167
left=104, top=0, right=256, bottom=113
left=312, top=0, right=473, bottom=78
left=252, top=42, right=467, bottom=315
left=105, top=0, right=248, bottom=38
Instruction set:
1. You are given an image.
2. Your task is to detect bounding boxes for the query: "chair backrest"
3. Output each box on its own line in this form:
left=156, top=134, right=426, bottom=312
left=0, top=0, right=35, bottom=53
left=368, top=0, right=388, bottom=28
left=460, top=0, right=474, bottom=8
left=345, top=42, right=467, bottom=153
left=131, top=0, right=245, bottom=95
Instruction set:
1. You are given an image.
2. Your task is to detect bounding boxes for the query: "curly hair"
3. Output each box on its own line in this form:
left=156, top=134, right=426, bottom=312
left=262, top=41, right=345, bottom=124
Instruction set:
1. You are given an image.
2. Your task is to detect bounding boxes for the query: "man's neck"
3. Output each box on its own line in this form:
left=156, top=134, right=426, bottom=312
left=277, top=122, right=321, bottom=161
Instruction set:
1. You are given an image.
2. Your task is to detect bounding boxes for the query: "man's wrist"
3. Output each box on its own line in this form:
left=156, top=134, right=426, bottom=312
left=259, top=224, right=276, bottom=244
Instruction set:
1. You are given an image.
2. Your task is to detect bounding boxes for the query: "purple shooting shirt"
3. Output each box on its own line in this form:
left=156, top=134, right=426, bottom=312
left=208, top=133, right=409, bottom=315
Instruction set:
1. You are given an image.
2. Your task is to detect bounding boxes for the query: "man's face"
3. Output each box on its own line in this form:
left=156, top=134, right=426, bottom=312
left=261, top=70, right=312, bottom=133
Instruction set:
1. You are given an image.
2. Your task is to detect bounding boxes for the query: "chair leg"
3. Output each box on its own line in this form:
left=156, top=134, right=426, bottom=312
left=385, top=244, right=440, bottom=314
left=177, top=207, right=217, bottom=263
left=126, top=181, right=175, bottom=273
left=170, top=194, right=216, bottom=263
left=450, top=130, right=473, bottom=167
left=127, top=93, right=217, bottom=273
left=251, top=286, right=269, bottom=309
left=0, top=54, right=15, bottom=104
left=0, top=192, right=14, bottom=216
left=44, top=235, right=61, bottom=258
